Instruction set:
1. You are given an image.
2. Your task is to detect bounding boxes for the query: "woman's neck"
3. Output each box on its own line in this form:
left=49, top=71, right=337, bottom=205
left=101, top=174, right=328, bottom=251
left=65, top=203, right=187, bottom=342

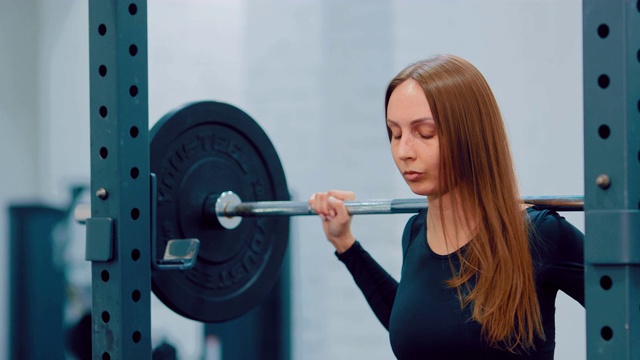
left=426, top=192, right=477, bottom=255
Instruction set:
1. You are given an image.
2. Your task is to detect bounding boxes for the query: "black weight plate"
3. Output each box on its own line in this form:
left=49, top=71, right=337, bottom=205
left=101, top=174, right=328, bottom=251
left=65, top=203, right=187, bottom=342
left=150, top=101, right=289, bottom=323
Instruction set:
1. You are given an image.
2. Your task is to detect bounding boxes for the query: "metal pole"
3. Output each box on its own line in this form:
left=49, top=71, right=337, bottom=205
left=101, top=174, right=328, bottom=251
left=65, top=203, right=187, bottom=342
left=211, top=192, right=584, bottom=229
left=88, top=1, right=151, bottom=359
left=223, top=196, right=584, bottom=217
left=583, top=1, right=640, bottom=359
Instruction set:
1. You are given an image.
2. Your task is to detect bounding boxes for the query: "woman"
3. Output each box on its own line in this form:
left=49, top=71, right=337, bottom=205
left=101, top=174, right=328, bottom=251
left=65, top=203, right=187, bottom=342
left=309, top=55, right=584, bottom=359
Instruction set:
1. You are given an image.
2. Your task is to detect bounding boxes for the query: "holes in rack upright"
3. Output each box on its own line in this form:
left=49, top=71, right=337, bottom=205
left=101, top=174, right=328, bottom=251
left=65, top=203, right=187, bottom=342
left=132, top=290, right=141, bottom=302
left=598, top=125, right=610, bottom=139
left=598, top=74, right=610, bottom=89
left=600, top=275, right=612, bottom=290
left=101, top=270, right=110, bottom=282
left=99, top=147, right=109, bottom=159
left=131, top=249, right=141, bottom=261
left=102, top=311, right=111, bottom=323
left=132, top=331, right=142, bottom=343
left=597, top=24, right=609, bottom=38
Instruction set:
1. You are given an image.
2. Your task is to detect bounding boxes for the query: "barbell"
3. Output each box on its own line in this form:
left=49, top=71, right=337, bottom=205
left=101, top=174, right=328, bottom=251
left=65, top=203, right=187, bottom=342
left=86, top=100, right=584, bottom=323
left=209, top=191, right=583, bottom=229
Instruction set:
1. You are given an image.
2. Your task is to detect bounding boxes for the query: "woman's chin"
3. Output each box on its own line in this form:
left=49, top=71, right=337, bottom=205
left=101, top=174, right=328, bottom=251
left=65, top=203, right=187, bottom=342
left=407, top=184, right=438, bottom=197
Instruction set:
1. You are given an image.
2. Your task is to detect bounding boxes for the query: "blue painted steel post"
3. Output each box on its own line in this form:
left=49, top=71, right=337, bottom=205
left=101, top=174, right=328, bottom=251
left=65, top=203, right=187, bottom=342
left=88, top=1, right=151, bottom=359
left=583, top=1, right=640, bottom=359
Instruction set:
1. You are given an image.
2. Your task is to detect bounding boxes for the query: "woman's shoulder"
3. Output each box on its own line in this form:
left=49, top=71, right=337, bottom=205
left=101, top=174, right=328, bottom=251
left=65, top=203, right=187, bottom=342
left=525, top=206, right=585, bottom=305
left=526, top=206, right=579, bottom=235
left=525, top=206, right=555, bottom=226
left=525, top=206, right=584, bottom=261
left=402, top=209, right=427, bottom=255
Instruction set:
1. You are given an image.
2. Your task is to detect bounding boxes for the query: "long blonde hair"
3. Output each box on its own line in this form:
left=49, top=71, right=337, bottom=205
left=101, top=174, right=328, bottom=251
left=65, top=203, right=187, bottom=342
left=385, top=55, right=544, bottom=352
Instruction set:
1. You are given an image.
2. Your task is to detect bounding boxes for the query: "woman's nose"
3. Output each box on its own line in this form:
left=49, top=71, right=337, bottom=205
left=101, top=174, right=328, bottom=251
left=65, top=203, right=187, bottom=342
left=397, top=136, right=416, bottom=160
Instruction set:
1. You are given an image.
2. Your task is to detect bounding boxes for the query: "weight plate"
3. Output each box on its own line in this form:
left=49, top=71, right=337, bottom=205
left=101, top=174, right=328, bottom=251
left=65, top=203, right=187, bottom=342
left=150, top=101, right=289, bottom=322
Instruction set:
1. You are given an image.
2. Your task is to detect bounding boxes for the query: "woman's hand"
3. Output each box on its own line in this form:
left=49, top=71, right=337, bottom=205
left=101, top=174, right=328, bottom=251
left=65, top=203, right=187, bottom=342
left=308, top=190, right=356, bottom=254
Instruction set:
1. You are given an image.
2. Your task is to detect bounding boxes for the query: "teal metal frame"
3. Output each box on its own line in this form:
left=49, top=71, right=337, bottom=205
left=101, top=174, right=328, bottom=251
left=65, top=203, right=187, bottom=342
left=88, top=1, right=151, bottom=358
left=583, top=1, right=640, bottom=359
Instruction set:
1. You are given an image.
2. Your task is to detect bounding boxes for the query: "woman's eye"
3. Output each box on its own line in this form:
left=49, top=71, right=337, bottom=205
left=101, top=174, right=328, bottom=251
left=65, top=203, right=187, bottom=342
left=392, top=134, right=401, bottom=140
left=419, top=133, right=434, bottom=139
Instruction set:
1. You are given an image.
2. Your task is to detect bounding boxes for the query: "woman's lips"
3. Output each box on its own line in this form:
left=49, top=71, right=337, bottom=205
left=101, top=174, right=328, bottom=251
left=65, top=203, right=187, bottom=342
left=403, top=171, right=423, bottom=181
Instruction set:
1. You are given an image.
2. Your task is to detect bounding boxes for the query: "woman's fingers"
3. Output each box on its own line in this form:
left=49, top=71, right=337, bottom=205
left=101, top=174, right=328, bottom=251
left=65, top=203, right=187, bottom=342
left=309, top=191, right=355, bottom=220
left=309, top=191, right=356, bottom=252
left=309, top=192, right=331, bottom=219
left=328, top=196, right=348, bottom=219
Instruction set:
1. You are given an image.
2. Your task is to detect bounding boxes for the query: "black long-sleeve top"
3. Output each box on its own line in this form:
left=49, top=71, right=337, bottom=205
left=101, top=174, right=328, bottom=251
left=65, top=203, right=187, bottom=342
left=336, top=207, right=585, bottom=359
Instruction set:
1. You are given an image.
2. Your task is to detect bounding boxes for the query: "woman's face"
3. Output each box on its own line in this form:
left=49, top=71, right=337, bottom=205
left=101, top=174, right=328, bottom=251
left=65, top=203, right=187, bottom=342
left=386, top=79, right=441, bottom=197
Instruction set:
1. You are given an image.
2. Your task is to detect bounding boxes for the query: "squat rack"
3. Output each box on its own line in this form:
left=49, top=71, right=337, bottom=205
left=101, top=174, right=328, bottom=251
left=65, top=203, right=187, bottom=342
left=86, top=1, right=639, bottom=358
left=583, top=1, right=640, bottom=358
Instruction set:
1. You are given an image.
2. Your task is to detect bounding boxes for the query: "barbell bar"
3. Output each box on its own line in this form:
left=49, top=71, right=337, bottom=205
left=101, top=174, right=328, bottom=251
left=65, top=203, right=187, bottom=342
left=75, top=193, right=584, bottom=226
left=210, top=191, right=584, bottom=230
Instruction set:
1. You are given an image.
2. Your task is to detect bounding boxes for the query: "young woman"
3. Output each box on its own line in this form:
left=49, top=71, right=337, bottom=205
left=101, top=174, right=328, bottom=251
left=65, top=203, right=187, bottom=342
left=309, top=54, right=584, bottom=359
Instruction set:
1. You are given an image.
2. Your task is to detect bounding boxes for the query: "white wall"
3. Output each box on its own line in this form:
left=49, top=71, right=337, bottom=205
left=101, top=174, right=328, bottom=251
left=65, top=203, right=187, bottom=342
left=2, top=0, right=585, bottom=359
left=36, top=0, right=90, bottom=197
left=0, top=0, right=40, bottom=357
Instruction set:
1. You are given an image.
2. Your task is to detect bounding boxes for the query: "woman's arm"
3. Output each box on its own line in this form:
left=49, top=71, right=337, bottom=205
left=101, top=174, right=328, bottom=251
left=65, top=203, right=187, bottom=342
left=533, top=209, right=585, bottom=306
left=336, top=241, right=399, bottom=329
left=309, top=191, right=400, bottom=329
